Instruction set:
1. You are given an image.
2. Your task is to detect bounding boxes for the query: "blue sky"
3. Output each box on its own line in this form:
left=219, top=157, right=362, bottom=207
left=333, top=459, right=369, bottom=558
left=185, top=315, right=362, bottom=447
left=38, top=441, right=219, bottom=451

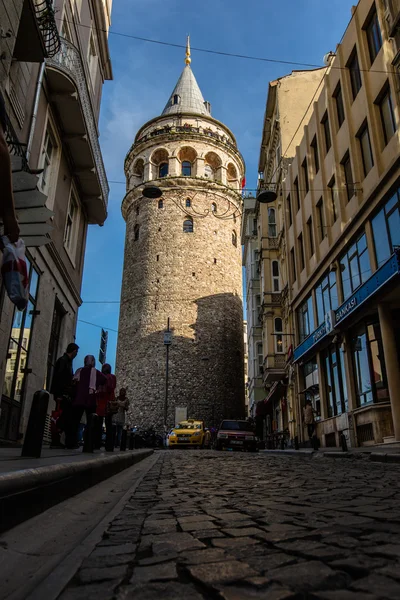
left=75, top=0, right=355, bottom=372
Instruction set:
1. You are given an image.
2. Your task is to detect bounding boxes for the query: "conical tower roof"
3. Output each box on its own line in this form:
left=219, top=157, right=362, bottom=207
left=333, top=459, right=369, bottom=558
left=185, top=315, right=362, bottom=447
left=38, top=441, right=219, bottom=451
left=161, top=36, right=211, bottom=117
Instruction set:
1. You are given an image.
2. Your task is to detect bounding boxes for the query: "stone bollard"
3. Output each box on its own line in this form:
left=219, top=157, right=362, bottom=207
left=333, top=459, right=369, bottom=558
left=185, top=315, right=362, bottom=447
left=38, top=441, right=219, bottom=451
left=21, top=390, right=50, bottom=458
left=83, top=413, right=97, bottom=453
left=120, top=429, right=127, bottom=451
left=129, top=431, right=135, bottom=450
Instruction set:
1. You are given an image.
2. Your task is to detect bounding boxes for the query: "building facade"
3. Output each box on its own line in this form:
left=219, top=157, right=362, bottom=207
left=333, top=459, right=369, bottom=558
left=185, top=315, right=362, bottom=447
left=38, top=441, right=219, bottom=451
left=0, top=0, right=112, bottom=443
left=253, top=69, right=326, bottom=445
left=284, top=0, right=400, bottom=447
left=243, top=320, right=249, bottom=417
left=117, top=42, right=245, bottom=431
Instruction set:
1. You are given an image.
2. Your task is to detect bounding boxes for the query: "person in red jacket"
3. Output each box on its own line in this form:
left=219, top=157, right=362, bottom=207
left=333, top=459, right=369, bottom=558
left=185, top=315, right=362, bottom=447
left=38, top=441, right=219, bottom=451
left=95, top=363, right=117, bottom=451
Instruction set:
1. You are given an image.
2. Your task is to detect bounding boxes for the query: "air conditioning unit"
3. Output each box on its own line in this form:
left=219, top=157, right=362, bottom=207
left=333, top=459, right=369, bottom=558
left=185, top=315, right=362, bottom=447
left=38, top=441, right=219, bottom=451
left=329, top=262, right=337, bottom=272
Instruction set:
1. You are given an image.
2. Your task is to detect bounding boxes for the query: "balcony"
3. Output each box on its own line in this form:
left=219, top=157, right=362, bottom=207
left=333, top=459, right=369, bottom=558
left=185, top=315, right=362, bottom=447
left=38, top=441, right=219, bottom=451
left=263, top=353, right=286, bottom=383
left=46, top=37, right=109, bottom=224
left=13, top=0, right=61, bottom=62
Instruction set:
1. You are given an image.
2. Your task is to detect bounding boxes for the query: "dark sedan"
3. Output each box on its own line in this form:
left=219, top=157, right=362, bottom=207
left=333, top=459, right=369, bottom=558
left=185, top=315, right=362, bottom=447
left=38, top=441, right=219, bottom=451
left=215, top=420, right=258, bottom=452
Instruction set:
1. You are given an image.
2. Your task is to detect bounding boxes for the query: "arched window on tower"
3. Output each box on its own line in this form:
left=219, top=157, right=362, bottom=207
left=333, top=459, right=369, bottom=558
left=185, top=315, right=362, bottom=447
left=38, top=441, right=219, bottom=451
left=182, top=161, right=192, bottom=176
left=173, top=94, right=180, bottom=105
left=204, top=164, right=214, bottom=180
left=274, top=318, right=284, bottom=354
left=134, top=224, right=140, bottom=241
left=272, top=260, right=280, bottom=292
left=158, top=199, right=164, bottom=209
left=268, top=207, right=277, bottom=238
left=186, top=198, right=191, bottom=208
left=211, top=202, right=217, bottom=213
left=159, top=162, right=168, bottom=178
left=183, top=217, right=194, bottom=233
left=232, top=230, right=237, bottom=247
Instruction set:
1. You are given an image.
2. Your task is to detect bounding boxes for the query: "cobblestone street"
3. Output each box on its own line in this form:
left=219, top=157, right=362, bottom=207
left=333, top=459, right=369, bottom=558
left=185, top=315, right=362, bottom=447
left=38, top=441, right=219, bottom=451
left=59, top=451, right=400, bottom=600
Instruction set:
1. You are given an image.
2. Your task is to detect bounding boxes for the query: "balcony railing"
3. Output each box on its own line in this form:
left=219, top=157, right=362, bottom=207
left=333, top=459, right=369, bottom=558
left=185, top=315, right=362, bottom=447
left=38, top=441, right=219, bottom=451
left=33, top=0, right=61, bottom=57
left=46, top=37, right=109, bottom=208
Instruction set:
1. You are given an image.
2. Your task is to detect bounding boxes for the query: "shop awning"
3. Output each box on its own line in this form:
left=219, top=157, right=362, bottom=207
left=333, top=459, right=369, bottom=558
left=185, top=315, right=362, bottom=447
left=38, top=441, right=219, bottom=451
left=299, top=384, right=319, bottom=395
left=264, top=381, right=286, bottom=406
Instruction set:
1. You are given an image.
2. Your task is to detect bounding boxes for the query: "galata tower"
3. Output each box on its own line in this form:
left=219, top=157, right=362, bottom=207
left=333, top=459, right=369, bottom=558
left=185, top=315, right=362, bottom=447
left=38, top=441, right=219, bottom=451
left=116, top=39, right=245, bottom=431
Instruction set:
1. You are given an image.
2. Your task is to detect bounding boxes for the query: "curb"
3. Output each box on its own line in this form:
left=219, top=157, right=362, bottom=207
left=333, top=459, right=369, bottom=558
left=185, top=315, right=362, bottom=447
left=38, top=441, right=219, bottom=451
left=260, top=449, right=314, bottom=455
left=0, top=449, right=153, bottom=533
left=369, top=452, right=400, bottom=463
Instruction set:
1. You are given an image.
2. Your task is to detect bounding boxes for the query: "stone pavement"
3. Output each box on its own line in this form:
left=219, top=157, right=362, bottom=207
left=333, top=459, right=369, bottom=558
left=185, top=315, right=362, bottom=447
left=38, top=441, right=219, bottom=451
left=58, top=450, right=400, bottom=600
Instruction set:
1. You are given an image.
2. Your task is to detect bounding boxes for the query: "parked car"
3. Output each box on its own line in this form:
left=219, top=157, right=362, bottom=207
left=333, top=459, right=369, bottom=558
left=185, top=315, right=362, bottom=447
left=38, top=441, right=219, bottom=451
left=168, top=419, right=211, bottom=448
left=215, top=420, right=258, bottom=452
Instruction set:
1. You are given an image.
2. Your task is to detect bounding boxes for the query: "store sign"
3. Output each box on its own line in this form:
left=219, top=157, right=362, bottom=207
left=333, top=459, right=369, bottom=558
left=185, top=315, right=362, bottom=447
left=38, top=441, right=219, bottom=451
left=164, top=332, right=172, bottom=345
left=335, top=297, right=357, bottom=324
left=325, top=310, right=336, bottom=334
left=313, top=324, right=326, bottom=344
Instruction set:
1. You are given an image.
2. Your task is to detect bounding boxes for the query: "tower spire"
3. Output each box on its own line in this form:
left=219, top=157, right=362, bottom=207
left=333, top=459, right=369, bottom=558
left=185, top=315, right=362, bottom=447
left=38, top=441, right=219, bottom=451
left=185, top=35, right=191, bottom=66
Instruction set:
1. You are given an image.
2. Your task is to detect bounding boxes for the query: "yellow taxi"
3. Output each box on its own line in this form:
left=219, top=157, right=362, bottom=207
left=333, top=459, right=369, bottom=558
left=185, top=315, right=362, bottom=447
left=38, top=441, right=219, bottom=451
left=168, top=419, right=211, bottom=448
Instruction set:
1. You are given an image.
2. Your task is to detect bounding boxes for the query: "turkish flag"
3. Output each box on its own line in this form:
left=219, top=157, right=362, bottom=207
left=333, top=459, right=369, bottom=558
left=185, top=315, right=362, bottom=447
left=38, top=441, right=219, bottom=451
left=241, top=177, right=246, bottom=189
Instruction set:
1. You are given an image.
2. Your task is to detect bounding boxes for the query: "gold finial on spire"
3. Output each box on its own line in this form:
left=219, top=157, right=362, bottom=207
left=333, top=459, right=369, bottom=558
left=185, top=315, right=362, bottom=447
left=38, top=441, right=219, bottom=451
left=185, top=35, right=191, bottom=66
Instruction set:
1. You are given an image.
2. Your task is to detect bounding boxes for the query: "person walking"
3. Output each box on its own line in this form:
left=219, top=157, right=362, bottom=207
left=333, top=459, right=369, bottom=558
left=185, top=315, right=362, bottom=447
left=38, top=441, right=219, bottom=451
left=303, top=399, right=317, bottom=448
left=50, top=343, right=79, bottom=448
left=95, top=364, right=117, bottom=450
left=70, top=355, right=106, bottom=452
left=113, top=388, right=129, bottom=448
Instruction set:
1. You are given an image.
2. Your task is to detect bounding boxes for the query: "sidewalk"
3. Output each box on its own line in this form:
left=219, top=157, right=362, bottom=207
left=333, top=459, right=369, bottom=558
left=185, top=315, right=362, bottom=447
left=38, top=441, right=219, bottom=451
left=0, top=446, right=153, bottom=533
left=261, top=442, right=400, bottom=462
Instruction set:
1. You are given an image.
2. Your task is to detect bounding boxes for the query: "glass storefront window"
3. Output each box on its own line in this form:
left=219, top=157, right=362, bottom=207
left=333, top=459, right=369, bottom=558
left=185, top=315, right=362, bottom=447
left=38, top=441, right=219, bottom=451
left=302, top=359, right=320, bottom=418
left=316, top=271, right=338, bottom=325
left=372, top=188, right=400, bottom=267
left=323, top=344, right=348, bottom=417
left=340, top=233, right=371, bottom=300
left=352, top=320, right=388, bottom=406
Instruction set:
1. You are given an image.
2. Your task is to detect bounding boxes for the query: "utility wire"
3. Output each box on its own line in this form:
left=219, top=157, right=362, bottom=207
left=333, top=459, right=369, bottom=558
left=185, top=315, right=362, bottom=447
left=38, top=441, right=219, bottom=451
left=78, top=318, right=118, bottom=333
left=55, top=12, right=396, bottom=76
left=108, top=180, right=357, bottom=193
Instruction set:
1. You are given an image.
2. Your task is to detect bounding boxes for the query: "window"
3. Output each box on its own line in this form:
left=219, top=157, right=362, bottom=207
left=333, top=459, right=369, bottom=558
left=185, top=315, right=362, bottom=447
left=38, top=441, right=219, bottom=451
left=173, top=94, right=180, bottom=105
left=88, top=29, right=98, bottom=86
left=340, top=233, right=371, bottom=300
left=297, top=295, right=315, bottom=342
left=2, top=256, right=40, bottom=405
left=348, top=48, right=362, bottom=100
left=321, top=112, right=331, bottom=153
left=357, top=122, right=374, bottom=177
left=272, top=260, right=280, bottom=292
left=186, top=198, right=191, bottom=208
left=298, top=233, right=305, bottom=271
left=365, top=7, right=382, bottom=64
left=268, top=207, right=277, bottom=238
left=159, top=162, right=168, bottom=178
left=134, top=224, right=140, bottom=241
left=211, top=202, right=217, bottom=213
left=158, top=199, right=163, bottom=209
left=294, top=178, right=300, bottom=211
left=315, top=271, right=338, bottom=325
left=302, top=158, right=309, bottom=195
left=378, top=86, right=396, bottom=145
left=323, top=345, right=348, bottom=417
left=46, top=299, right=65, bottom=390
left=182, top=161, right=191, bottom=176
left=372, top=187, right=400, bottom=267
left=352, top=321, right=388, bottom=406
left=287, top=194, right=292, bottom=226
left=232, top=230, right=237, bottom=247
left=317, top=198, right=326, bottom=241
left=290, top=248, right=296, bottom=282
left=274, top=318, right=284, bottom=354
left=311, top=136, right=319, bottom=174
left=204, top=164, right=214, bottom=179
left=333, top=83, right=345, bottom=129
left=255, top=294, right=262, bottom=325
left=257, top=342, right=264, bottom=376
left=341, top=152, right=355, bottom=201
left=39, top=125, right=57, bottom=194
left=183, top=217, right=193, bottom=233
left=328, top=177, right=338, bottom=223
left=64, top=189, right=79, bottom=258
left=307, top=217, right=314, bottom=258
left=60, top=14, right=72, bottom=41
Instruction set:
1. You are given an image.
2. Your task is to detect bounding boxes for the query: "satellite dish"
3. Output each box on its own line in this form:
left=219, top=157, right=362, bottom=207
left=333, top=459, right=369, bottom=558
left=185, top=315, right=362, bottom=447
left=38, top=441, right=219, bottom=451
left=323, top=51, right=336, bottom=66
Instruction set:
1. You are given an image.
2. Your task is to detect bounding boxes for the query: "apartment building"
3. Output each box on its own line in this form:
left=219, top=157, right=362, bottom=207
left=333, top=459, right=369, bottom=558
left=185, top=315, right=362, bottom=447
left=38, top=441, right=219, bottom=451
left=284, top=0, right=400, bottom=447
left=0, top=0, right=112, bottom=443
left=254, top=68, right=326, bottom=445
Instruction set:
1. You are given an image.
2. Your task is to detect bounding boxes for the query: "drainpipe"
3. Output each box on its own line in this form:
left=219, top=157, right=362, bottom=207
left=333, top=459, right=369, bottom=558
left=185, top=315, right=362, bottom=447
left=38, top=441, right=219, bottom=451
left=26, top=62, right=45, bottom=163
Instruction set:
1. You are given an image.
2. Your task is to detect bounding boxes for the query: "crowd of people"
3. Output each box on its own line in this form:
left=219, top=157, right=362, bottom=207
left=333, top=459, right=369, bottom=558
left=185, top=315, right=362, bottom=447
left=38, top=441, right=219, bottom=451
left=50, top=343, right=129, bottom=452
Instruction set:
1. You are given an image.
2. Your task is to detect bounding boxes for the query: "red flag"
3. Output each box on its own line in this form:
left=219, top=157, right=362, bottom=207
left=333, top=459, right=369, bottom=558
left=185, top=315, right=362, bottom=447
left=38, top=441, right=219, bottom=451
left=241, top=176, right=246, bottom=189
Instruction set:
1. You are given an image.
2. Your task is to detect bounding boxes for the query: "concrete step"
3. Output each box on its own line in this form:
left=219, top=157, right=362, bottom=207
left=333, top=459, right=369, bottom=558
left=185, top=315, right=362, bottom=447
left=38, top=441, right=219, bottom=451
left=0, top=448, right=153, bottom=533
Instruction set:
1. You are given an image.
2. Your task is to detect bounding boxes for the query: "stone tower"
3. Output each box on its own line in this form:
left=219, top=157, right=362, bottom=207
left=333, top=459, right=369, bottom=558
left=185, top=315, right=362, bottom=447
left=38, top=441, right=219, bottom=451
left=116, top=39, right=245, bottom=431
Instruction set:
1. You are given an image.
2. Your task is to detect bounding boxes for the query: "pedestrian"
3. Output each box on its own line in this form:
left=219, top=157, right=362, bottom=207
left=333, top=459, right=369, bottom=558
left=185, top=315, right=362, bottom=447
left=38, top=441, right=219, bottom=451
left=0, top=92, right=20, bottom=245
left=50, top=342, right=79, bottom=448
left=303, top=399, right=316, bottom=441
left=95, top=363, right=116, bottom=450
left=113, top=388, right=129, bottom=448
left=70, top=355, right=107, bottom=452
